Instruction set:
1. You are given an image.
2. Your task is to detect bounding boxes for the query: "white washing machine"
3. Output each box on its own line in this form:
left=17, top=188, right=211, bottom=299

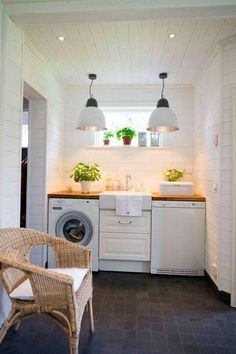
left=48, top=198, right=99, bottom=271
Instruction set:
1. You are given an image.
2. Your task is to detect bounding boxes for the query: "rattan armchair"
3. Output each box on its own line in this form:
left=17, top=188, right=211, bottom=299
left=0, top=228, right=94, bottom=354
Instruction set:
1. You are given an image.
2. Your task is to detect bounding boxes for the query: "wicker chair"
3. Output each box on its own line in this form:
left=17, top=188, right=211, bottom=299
left=0, top=228, right=94, bottom=354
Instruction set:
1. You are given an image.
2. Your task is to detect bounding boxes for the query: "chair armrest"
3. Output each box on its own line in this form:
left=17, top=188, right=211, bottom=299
left=53, top=239, right=91, bottom=269
left=0, top=254, right=73, bottom=285
left=0, top=254, right=75, bottom=308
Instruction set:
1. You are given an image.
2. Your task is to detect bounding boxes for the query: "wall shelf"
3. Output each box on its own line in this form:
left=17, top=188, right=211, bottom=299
left=86, top=146, right=169, bottom=150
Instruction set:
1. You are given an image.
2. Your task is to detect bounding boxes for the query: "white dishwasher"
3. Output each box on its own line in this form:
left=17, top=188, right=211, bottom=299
left=151, top=200, right=205, bottom=276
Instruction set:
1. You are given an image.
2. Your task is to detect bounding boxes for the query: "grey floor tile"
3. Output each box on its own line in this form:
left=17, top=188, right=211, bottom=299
left=1, top=272, right=236, bottom=354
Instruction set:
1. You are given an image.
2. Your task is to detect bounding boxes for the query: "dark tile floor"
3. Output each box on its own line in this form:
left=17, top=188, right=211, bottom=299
left=1, top=272, right=236, bottom=354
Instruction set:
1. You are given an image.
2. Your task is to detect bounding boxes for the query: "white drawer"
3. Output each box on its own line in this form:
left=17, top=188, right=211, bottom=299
left=100, top=210, right=151, bottom=234
left=99, top=232, right=150, bottom=261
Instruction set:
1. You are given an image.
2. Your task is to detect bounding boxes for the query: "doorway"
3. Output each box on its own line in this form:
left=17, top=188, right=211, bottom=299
left=20, top=97, right=29, bottom=227
left=22, top=83, right=47, bottom=267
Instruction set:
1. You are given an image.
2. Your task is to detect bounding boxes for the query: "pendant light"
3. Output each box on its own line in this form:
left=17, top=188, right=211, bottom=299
left=76, top=74, right=107, bottom=131
left=147, top=73, right=179, bottom=132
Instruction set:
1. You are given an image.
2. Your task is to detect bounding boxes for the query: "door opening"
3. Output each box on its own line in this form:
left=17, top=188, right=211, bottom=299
left=20, top=97, right=29, bottom=227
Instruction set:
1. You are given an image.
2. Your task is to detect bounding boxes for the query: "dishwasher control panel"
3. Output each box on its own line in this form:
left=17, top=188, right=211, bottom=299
left=152, top=201, right=205, bottom=208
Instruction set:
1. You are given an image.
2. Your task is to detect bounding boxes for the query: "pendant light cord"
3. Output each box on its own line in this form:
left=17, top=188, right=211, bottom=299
left=161, top=77, right=165, bottom=98
left=89, top=79, right=94, bottom=98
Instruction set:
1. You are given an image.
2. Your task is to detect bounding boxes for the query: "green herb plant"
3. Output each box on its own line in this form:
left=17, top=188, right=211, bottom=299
left=116, top=127, right=136, bottom=140
left=103, top=131, right=114, bottom=140
left=164, top=169, right=184, bottom=182
left=70, top=162, right=101, bottom=182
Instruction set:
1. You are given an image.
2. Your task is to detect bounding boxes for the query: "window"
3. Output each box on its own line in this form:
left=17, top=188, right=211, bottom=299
left=95, top=107, right=161, bottom=147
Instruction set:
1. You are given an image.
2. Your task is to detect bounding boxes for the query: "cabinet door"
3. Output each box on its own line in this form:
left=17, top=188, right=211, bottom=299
left=100, top=210, right=151, bottom=234
left=99, top=232, right=150, bottom=261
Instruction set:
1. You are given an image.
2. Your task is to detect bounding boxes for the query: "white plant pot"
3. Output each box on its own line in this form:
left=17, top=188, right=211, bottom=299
left=80, top=181, right=91, bottom=194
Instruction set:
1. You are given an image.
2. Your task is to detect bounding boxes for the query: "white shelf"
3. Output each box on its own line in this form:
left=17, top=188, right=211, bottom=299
left=86, top=145, right=168, bottom=150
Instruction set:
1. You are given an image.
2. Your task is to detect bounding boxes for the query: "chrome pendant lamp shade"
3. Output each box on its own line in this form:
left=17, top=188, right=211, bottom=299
left=76, top=74, right=106, bottom=131
left=147, top=73, right=179, bottom=132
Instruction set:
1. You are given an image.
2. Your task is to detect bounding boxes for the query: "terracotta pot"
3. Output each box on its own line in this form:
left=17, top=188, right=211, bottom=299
left=103, top=139, right=110, bottom=145
left=122, top=136, right=132, bottom=145
left=80, top=181, right=91, bottom=194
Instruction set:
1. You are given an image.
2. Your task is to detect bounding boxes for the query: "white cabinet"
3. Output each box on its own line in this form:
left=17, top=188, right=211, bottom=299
left=99, top=210, right=151, bottom=261
left=100, top=210, right=151, bottom=234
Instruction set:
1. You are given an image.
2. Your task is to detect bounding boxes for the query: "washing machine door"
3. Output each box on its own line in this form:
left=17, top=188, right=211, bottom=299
left=55, top=211, right=93, bottom=245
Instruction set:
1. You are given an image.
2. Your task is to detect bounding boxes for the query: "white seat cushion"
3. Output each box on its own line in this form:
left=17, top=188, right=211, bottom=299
left=9, top=268, right=88, bottom=301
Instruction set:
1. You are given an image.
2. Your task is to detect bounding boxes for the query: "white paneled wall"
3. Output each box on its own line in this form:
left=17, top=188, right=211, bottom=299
left=195, top=51, right=221, bottom=286
left=23, top=38, right=64, bottom=193
left=63, top=86, right=195, bottom=192
left=0, top=14, right=23, bottom=227
left=27, top=99, right=47, bottom=232
left=0, top=4, right=3, bottom=225
left=219, top=39, right=236, bottom=293
left=0, top=13, right=23, bottom=325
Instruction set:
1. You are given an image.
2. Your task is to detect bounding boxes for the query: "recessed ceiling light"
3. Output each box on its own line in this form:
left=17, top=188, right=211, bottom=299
left=169, top=33, right=176, bottom=39
left=58, top=36, right=65, bottom=41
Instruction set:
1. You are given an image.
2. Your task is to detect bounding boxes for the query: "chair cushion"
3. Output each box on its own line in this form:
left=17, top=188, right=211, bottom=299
left=9, top=268, right=88, bottom=301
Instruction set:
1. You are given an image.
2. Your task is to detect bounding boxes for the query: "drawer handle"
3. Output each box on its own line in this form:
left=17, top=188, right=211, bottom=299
left=118, top=221, right=132, bottom=224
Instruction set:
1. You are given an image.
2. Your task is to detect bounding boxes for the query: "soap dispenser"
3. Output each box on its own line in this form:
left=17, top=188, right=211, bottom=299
left=105, top=177, right=114, bottom=191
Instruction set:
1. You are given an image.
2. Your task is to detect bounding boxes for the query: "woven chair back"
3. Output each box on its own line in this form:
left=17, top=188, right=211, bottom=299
left=0, top=228, right=51, bottom=293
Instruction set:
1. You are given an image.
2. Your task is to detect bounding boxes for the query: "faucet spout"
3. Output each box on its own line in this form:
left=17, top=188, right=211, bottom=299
left=125, top=174, right=132, bottom=191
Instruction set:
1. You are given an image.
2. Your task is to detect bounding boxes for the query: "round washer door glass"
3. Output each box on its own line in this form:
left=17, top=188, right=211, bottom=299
left=55, top=211, right=93, bottom=245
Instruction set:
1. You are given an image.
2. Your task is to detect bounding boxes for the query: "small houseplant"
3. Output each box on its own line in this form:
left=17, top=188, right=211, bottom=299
left=103, top=131, right=114, bottom=145
left=70, top=162, right=101, bottom=193
left=116, top=127, right=136, bottom=145
left=164, top=168, right=184, bottom=182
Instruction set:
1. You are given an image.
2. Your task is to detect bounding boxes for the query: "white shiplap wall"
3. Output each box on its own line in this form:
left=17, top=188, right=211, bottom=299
left=194, top=50, right=221, bottom=286
left=0, top=13, right=23, bottom=227
left=219, top=39, right=236, bottom=293
left=27, top=99, right=47, bottom=232
left=0, top=13, right=23, bottom=325
left=23, top=38, right=65, bottom=232
left=63, top=85, right=195, bottom=192
left=0, top=3, right=3, bottom=226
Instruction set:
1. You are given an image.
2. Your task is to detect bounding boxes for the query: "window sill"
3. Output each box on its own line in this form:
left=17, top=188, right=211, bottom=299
left=86, top=145, right=168, bottom=150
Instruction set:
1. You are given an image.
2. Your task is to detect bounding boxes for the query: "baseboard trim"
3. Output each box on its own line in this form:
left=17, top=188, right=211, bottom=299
left=205, top=271, right=231, bottom=305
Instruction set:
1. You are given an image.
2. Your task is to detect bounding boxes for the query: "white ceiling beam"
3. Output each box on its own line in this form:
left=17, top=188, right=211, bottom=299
left=4, top=1, right=236, bottom=25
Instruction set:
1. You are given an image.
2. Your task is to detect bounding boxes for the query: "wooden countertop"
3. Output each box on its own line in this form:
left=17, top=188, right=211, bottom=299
left=48, top=191, right=101, bottom=199
left=151, top=193, right=205, bottom=201
left=48, top=191, right=205, bottom=201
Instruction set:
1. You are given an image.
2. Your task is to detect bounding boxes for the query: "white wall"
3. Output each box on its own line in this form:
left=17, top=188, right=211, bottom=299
left=23, top=37, right=65, bottom=233
left=0, top=13, right=23, bottom=227
left=0, top=3, right=3, bottom=227
left=0, top=25, right=65, bottom=324
left=0, top=12, right=23, bottom=325
left=219, top=38, right=236, bottom=293
left=194, top=50, right=221, bottom=286
left=23, top=37, right=65, bottom=196
left=26, top=98, right=46, bottom=232
left=63, top=85, right=195, bottom=192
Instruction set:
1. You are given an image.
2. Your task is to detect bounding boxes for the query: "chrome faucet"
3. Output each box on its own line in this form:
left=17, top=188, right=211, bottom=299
left=125, top=174, right=132, bottom=191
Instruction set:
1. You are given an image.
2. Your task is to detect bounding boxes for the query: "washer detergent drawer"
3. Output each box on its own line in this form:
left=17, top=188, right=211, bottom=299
left=99, top=232, right=150, bottom=261
left=100, top=210, right=151, bottom=234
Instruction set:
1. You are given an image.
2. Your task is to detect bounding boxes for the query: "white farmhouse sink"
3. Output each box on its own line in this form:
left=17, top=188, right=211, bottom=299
left=99, top=191, right=152, bottom=210
left=100, top=191, right=151, bottom=196
left=159, top=182, right=194, bottom=196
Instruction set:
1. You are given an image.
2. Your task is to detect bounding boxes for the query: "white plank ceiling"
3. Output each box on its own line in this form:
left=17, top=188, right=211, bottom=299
left=25, top=19, right=236, bottom=86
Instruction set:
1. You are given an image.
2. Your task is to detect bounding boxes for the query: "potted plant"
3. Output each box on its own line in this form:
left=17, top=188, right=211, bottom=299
left=103, top=131, right=114, bottom=145
left=116, top=127, right=136, bottom=145
left=164, top=168, right=184, bottom=182
left=70, top=162, right=101, bottom=193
